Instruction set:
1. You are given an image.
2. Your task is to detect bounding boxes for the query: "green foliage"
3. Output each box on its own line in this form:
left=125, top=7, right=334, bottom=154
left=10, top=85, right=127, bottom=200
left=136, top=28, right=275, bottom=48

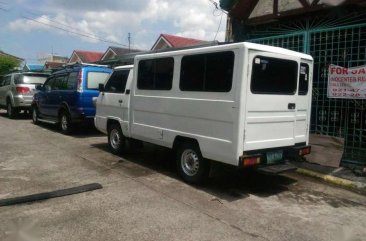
left=0, top=55, right=21, bottom=75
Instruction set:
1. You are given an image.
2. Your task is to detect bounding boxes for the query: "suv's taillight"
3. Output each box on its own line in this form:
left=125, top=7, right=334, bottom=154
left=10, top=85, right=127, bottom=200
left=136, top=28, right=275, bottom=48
left=77, top=70, right=83, bottom=92
left=16, top=86, right=31, bottom=94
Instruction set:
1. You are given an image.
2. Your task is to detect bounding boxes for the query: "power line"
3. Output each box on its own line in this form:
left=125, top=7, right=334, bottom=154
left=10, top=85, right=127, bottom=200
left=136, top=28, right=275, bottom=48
left=22, top=15, right=129, bottom=47
left=25, top=11, right=123, bottom=46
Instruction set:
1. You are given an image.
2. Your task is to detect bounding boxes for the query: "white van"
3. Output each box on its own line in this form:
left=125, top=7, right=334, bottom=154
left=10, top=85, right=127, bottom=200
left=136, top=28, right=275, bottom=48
left=95, top=42, right=313, bottom=183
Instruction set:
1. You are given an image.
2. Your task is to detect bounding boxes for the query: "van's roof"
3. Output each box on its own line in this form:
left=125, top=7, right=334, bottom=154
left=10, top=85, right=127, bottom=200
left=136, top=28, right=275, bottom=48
left=135, top=42, right=313, bottom=61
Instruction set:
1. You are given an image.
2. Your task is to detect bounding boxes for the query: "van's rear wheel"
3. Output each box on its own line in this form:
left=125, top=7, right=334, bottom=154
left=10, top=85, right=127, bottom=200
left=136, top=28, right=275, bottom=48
left=176, top=142, right=209, bottom=184
left=59, top=111, right=73, bottom=135
left=108, top=123, right=125, bottom=155
left=32, top=106, right=39, bottom=124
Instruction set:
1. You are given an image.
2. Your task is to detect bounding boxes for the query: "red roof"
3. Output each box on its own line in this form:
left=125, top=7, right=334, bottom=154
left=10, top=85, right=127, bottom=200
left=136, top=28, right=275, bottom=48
left=73, top=50, right=104, bottom=63
left=152, top=34, right=207, bottom=50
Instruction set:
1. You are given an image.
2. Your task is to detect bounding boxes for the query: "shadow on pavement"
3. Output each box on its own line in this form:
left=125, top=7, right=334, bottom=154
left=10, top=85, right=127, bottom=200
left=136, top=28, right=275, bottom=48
left=91, top=142, right=297, bottom=202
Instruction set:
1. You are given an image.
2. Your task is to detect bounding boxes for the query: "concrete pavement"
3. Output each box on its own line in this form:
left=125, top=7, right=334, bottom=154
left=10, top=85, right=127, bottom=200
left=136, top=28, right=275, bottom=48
left=1, top=110, right=366, bottom=241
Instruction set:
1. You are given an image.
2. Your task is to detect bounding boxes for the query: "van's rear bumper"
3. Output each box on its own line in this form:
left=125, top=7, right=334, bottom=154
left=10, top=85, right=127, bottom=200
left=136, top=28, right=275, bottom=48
left=238, top=145, right=311, bottom=169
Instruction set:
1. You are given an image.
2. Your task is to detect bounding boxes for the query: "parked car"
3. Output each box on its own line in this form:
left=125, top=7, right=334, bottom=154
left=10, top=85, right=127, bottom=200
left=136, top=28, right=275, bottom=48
left=95, top=42, right=313, bottom=184
left=32, top=63, right=112, bottom=134
left=0, top=72, right=49, bottom=118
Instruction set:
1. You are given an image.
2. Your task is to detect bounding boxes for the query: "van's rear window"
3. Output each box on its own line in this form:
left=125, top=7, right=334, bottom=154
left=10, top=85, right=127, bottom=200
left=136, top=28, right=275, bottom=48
left=87, top=72, right=110, bottom=90
left=251, top=56, right=298, bottom=95
left=15, top=74, right=49, bottom=85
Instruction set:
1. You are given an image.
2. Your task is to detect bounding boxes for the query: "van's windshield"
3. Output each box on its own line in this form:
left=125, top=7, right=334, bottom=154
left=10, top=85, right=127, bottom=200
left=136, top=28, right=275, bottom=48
left=15, top=74, right=49, bottom=85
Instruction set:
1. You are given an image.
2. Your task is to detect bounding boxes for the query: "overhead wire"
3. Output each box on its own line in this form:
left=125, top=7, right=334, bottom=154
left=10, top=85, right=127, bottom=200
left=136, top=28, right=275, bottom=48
left=24, top=10, right=130, bottom=48
left=21, top=15, right=129, bottom=47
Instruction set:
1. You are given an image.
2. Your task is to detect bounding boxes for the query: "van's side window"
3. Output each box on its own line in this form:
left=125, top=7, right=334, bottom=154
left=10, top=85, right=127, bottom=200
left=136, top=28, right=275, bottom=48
left=299, top=63, right=309, bottom=95
left=87, top=72, right=110, bottom=90
left=44, top=78, right=54, bottom=91
left=67, top=72, right=78, bottom=90
left=53, top=75, right=68, bottom=90
left=3, top=76, right=11, bottom=86
left=180, top=51, right=234, bottom=92
left=251, top=56, right=298, bottom=95
left=105, top=70, right=129, bottom=93
left=137, top=57, right=174, bottom=90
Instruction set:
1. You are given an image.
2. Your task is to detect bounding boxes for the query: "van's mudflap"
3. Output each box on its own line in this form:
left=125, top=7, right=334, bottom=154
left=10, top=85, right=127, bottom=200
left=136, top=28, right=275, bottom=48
left=256, top=161, right=297, bottom=175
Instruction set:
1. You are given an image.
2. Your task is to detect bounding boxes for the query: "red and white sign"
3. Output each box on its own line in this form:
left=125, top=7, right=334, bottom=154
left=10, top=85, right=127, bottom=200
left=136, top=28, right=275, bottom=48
left=328, top=64, right=366, bottom=99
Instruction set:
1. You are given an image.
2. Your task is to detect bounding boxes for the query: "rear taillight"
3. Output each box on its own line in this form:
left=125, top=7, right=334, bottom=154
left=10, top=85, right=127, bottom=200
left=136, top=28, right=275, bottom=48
left=77, top=70, right=83, bottom=92
left=299, top=146, right=311, bottom=156
left=16, top=86, right=31, bottom=94
left=240, top=155, right=261, bottom=166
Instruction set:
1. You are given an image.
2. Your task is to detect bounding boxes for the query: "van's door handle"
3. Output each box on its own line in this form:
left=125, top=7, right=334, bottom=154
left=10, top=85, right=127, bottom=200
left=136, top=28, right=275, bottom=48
left=288, top=103, right=296, bottom=110
left=118, top=99, right=123, bottom=103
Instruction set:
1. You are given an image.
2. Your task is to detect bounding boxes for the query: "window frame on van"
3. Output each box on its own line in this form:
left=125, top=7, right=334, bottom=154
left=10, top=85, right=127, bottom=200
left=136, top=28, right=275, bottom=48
left=179, top=51, right=235, bottom=93
left=299, top=63, right=310, bottom=96
left=137, top=57, right=174, bottom=91
left=104, top=69, right=130, bottom=94
left=250, top=55, right=298, bottom=95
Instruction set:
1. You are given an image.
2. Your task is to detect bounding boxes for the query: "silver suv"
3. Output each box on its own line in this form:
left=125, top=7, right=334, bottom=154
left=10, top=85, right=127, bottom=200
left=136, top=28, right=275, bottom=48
left=0, top=72, right=49, bottom=118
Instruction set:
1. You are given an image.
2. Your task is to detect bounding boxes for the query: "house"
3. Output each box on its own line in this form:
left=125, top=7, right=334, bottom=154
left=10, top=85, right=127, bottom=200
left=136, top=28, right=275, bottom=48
left=44, top=61, right=65, bottom=71
left=151, top=34, right=208, bottom=50
left=220, top=0, right=366, bottom=166
left=100, top=46, right=142, bottom=61
left=39, top=54, right=68, bottom=64
left=68, top=50, right=104, bottom=64
left=23, top=64, right=44, bottom=72
left=0, top=51, right=24, bottom=62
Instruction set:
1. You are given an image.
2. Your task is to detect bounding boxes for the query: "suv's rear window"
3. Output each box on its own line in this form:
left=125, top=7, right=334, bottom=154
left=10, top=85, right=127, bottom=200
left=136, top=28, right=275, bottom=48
left=15, top=74, right=49, bottom=85
left=251, top=56, right=298, bottom=95
left=87, top=72, right=110, bottom=90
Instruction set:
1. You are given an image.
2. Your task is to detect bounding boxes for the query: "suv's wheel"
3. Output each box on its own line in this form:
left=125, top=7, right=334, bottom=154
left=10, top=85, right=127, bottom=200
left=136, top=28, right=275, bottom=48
left=32, top=106, right=39, bottom=124
left=7, top=101, right=17, bottom=119
left=176, top=142, right=209, bottom=184
left=59, top=110, right=73, bottom=134
left=108, top=123, right=125, bottom=155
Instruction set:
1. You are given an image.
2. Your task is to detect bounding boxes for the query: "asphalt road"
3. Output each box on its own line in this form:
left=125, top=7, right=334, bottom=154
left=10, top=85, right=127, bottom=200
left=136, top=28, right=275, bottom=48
left=1, top=110, right=366, bottom=241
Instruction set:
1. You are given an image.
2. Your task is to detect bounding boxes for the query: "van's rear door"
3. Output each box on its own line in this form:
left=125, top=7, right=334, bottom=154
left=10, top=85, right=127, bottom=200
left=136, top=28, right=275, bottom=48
left=244, top=52, right=299, bottom=151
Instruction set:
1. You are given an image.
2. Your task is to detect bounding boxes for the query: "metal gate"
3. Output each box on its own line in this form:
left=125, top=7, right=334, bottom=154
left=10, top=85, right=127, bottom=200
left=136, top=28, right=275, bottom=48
left=249, top=23, right=366, bottom=166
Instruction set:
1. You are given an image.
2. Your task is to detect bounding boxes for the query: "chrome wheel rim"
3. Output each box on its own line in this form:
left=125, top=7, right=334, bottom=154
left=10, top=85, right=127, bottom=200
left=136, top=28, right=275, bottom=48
left=61, top=115, right=68, bottom=130
left=181, top=149, right=199, bottom=176
left=110, top=129, right=120, bottom=150
left=32, top=109, right=37, bottom=122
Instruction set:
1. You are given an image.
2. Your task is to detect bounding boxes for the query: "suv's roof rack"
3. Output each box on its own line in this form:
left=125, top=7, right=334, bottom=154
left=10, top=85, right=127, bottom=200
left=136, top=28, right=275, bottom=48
left=63, top=62, right=110, bottom=68
left=50, top=62, right=111, bottom=73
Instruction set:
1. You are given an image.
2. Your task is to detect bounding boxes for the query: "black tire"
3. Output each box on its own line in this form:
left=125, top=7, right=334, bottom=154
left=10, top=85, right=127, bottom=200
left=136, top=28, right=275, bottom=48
left=7, top=101, right=18, bottom=119
left=176, top=142, right=209, bottom=184
left=59, top=110, right=73, bottom=135
left=32, top=106, right=39, bottom=124
left=108, top=123, right=125, bottom=155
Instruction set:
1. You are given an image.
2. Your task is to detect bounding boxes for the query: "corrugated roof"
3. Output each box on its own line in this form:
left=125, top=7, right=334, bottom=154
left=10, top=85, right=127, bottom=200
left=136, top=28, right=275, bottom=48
left=44, top=61, right=64, bottom=69
left=110, top=46, right=142, bottom=56
left=161, top=34, right=207, bottom=47
left=26, top=64, right=44, bottom=71
left=73, top=50, right=104, bottom=63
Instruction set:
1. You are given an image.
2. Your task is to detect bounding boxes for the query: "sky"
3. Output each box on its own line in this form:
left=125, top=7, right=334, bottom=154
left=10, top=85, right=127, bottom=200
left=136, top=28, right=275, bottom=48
left=0, top=0, right=227, bottom=63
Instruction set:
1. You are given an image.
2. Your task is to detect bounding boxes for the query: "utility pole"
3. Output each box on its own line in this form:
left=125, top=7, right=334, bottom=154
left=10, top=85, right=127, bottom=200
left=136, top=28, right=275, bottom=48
left=128, top=33, right=131, bottom=52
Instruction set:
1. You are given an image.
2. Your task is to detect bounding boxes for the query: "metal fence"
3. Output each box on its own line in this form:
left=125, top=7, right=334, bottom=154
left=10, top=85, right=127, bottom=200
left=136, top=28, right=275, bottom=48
left=249, top=23, right=366, bottom=166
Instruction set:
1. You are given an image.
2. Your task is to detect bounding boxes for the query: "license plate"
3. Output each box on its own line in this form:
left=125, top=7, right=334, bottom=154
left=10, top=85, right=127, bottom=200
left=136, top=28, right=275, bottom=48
left=266, top=150, right=283, bottom=164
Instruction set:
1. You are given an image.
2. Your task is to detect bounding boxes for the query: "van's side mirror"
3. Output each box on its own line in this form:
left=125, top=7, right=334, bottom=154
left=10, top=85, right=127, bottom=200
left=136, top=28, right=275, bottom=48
left=99, top=83, right=105, bottom=92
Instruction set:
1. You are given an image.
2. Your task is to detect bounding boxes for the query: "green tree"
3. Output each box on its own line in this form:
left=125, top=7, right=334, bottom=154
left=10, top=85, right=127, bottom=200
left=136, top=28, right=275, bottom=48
left=0, top=55, right=21, bottom=75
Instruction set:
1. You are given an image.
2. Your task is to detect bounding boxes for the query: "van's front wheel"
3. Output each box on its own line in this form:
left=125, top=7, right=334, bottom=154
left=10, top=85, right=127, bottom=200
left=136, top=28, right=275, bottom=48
left=108, top=123, right=125, bottom=155
left=176, top=143, right=209, bottom=184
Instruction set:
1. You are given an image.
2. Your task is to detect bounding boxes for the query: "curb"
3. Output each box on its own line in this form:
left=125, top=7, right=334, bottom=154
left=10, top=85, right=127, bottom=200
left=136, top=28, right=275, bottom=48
left=296, top=168, right=366, bottom=192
